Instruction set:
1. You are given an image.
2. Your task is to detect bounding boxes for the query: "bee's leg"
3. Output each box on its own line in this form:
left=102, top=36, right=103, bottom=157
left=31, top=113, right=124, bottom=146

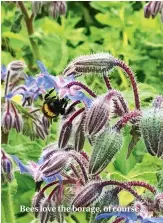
left=48, top=96, right=56, bottom=103
left=44, top=88, right=55, bottom=100
left=65, top=101, right=81, bottom=115
left=60, top=100, right=69, bottom=115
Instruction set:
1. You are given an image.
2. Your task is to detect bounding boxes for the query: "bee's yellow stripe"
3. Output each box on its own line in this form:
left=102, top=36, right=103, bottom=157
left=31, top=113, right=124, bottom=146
left=43, top=104, right=55, bottom=118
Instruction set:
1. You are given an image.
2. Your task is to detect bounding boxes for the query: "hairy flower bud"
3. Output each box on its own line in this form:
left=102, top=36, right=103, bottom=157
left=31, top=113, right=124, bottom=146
left=140, top=109, right=163, bottom=158
left=42, top=115, right=50, bottom=129
left=150, top=1, right=162, bottom=18
left=144, top=1, right=163, bottom=22
left=72, top=182, right=102, bottom=207
left=34, top=121, right=47, bottom=140
left=41, top=143, right=58, bottom=162
left=7, top=60, right=26, bottom=72
left=89, top=128, right=122, bottom=176
left=58, top=122, right=72, bottom=149
left=2, top=102, right=14, bottom=132
left=84, top=97, right=109, bottom=137
left=49, top=1, right=67, bottom=18
left=32, top=192, right=45, bottom=218
left=144, top=2, right=152, bottom=18
left=64, top=53, right=116, bottom=77
left=1, top=150, right=13, bottom=183
left=39, top=152, right=68, bottom=177
left=74, top=114, right=85, bottom=151
left=14, top=113, right=24, bottom=132
left=39, top=198, right=51, bottom=223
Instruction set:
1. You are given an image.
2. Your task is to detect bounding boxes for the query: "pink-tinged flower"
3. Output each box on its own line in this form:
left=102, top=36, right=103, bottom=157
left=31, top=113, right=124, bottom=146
left=12, top=155, right=62, bottom=184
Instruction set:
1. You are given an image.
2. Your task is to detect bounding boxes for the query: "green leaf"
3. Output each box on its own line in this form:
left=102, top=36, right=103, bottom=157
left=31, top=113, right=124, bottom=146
left=114, top=127, right=137, bottom=175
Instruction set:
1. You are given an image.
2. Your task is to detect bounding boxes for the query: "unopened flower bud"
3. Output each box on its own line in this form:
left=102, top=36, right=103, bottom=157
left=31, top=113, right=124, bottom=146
left=7, top=60, right=26, bottom=72
left=58, top=121, right=72, bottom=149
left=144, top=2, right=152, bottom=18
left=41, top=143, right=58, bottom=162
left=84, top=97, right=109, bottom=136
left=72, top=182, right=102, bottom=207
left=32, top=191, right=45, bottom=218
left=39, top=152, right=68, bottom=177
left=34, top=122, right=47, bottom=140
left=1, top=150, right=13, bottom=183
left=49, top=1, right=67, bottom=18
left=42, top=115, right=50, bottom=129
left=150, top=1, right=162, bottom=18
left=2, top=102, right=14, bottom=132
left=64, top=53, right=116, bottom=77
left=140, top=109, right=163, bottom=157
left=89, top=128, right=122, bottom=176
left=144, top=1, right=163, bottom=22
left=74, top=114, right=85, bottom=151
left=14, top=113, right=24, bottom=132
left=39, top=198, right=51, bottom=223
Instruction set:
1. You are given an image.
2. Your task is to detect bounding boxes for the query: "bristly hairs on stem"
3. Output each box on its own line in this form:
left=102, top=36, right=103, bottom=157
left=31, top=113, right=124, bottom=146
left=127, top=181, right=157, bottom=194
left=65, top=81, right=97, bottom=98
left=104, top=89, right=129, bottom=114
left=115, top=59, right=140, bottom=110
left=113, top=110, right=141, bottom=131
left=101, top=180, right=147, bottom=205
left=68, top=108, right=85, bottom=123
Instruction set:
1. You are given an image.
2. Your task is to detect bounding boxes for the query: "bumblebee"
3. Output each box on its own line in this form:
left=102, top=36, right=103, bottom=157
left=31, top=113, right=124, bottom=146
left=42, top=89, right=74, bottom=118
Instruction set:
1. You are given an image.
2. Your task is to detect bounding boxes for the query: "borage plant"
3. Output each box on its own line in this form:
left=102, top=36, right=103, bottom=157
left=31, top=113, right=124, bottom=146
left=1, top=53, right=163, bottom=223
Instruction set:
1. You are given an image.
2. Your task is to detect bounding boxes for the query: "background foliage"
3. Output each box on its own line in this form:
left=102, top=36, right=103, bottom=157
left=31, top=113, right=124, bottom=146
left=1, top=1, right=163, bottom=223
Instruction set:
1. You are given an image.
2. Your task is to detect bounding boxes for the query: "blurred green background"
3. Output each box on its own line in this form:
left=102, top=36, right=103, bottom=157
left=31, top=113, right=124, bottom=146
left=1, top=1, right=163, bottom=223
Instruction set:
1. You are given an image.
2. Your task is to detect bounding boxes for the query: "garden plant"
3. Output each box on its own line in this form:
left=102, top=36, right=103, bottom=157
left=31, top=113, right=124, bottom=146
left=1, top=1, right=163, bottom=223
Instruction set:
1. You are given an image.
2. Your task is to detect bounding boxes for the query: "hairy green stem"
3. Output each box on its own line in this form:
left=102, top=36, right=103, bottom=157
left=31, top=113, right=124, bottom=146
left=18, top=1, right=40, bottom=60
left=2, top=183, right=16, bottom=223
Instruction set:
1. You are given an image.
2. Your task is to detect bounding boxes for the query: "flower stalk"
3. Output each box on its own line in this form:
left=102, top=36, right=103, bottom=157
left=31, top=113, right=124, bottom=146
left=18, top=1, right=40, bottom=60
left=65, top=81, right=97, bottom=98
left=1, top=183, right=16, bottom=223
left=115, top=60, right=140, bottom=110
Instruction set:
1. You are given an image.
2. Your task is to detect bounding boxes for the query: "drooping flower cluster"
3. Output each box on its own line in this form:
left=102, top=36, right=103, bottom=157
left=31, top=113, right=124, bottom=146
left=2, top=53, right=163, bottom=222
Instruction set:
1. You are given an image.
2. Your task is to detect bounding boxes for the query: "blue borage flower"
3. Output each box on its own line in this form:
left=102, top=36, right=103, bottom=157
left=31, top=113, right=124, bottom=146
left=11, top=155, right=62, bottom=185
left=6, top=60, right=92, bottom=107
left=1, top=65, right=7, bottom=81
left=96, top=212, right=163, bottom=223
